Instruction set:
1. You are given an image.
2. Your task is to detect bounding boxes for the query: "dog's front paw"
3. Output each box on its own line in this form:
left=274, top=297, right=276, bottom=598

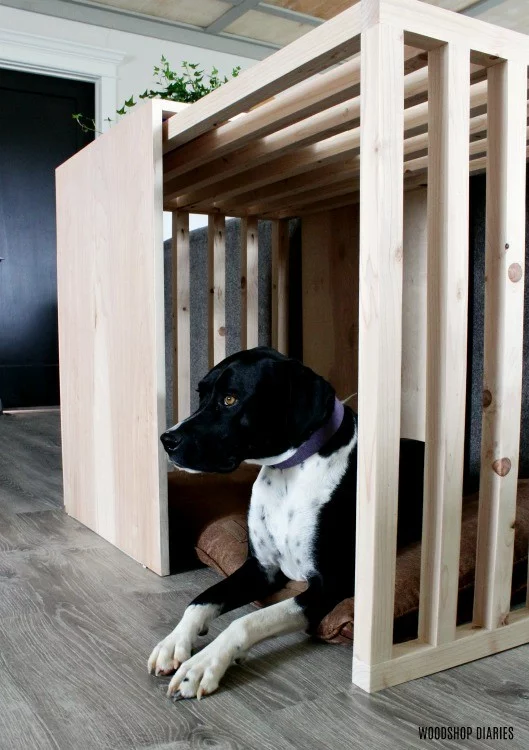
left=148, top=633, right=192, bottom=677
left=167, top=635, right=238, bottom=700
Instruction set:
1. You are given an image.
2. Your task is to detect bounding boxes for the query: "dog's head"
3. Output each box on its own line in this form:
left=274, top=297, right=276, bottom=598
left=161, top=347, right=335, bottom=473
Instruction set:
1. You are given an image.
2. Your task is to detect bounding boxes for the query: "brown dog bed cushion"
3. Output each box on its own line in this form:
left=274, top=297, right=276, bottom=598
left=168, top=471, right=529, bottom=644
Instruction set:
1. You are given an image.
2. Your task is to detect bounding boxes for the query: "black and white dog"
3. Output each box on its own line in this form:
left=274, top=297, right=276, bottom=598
left=148, top=347, right=424, bottom=700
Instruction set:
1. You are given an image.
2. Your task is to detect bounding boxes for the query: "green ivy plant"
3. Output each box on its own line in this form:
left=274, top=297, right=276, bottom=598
left=73, top=56, right=241, bottom=133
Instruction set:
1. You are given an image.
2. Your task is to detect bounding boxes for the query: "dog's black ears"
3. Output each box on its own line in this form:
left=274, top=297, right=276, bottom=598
left=283, top=359, right=335, bottom=447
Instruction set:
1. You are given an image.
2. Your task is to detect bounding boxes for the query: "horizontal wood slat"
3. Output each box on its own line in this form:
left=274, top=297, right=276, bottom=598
left=164, top=2, right=362, bottom=149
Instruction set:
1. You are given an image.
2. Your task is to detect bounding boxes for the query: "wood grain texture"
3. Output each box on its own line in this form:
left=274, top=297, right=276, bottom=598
left=240, top=217, right=259, bottom=350
left=353, top=23, right=404, bottom=671
left=302, top=206, right=359, bottom=400
left=2, top=412, right=529, bottom=747
left=208, top=214, right=227, bottom=366
left=271, top=219, right=290, bottom=354
left=55, top=100, right=169, bottom=576
left=163, top=58, right=362, bottom=182
left=173, top=211, right=191, bottom=423
left=0, top=412, right=62, bottom=514
left=380, top=0, right=529, bottom=63
left=164, top=1, right=362, bottom=148
left=170, top=77, right=494, bottom=212
left=474, top=60, right=528, bottom=629
left=419, top=43, right=470, bottom=647
left=354, top=608, right=529, bottom=692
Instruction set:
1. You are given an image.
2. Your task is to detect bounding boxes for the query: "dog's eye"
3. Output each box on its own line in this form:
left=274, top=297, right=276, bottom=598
left=223, top=395, right=237, bottom=407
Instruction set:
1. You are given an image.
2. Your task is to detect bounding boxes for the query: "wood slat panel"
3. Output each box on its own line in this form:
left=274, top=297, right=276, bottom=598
left=353, top=23, right=404, bottom=673
left=163, top=59, right=361, bottom=180
left=171, top=78, right=489, bottom=210
left=208, top=215, right=227, bottom=366
left=302, top=206, right=359, bottom=400
left=172, top=211, right=191, bottom=423
left=240, top=217, right=259, bottom=350
left=164, top=1, right=362, bottom=149
left=419, top=43, right=470, bottom=647
left=271, top=219, right=290, bottom=354
left=354, top=608, right=529, bottom=692
left=473, top=60, right=528, bottom=630
left=164, top=56, right=438, bottom=199
left=56, top=100, right=169, bottom=575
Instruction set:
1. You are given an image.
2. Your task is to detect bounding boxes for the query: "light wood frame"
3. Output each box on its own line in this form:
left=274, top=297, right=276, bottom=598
left=56, top=0, right=529, bottom=691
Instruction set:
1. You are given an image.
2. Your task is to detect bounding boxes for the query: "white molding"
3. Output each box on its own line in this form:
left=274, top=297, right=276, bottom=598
left=0, top=27, right=125, bottom=132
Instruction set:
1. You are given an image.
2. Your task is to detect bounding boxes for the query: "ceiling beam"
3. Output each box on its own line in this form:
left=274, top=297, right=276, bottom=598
left=258, top=3, right=322, bottom=26
left=206, top=0, right=261, bottom=34
left=461, top=0, right=506, bottom=16
left=0, top=0, right=277, bottom=59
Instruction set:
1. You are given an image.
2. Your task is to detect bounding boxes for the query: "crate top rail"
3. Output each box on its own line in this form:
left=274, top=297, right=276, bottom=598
left=158, top=0, right=529, bottom=219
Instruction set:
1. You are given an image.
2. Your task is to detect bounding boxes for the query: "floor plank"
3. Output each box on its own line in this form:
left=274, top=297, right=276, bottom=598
left=1, top=412, right=529, bottom=749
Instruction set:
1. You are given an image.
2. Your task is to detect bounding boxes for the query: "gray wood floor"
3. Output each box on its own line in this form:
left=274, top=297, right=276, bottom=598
left=1, top=412, right=528, bottom=750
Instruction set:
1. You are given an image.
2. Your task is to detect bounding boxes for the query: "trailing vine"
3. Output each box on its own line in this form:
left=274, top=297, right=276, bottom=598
left=73, top=56, right=241, bottom=133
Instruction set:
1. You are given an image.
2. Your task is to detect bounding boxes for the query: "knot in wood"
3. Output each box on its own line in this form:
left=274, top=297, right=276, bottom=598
left=508, top=263, right=522, bottom=283
left=482, top=389, right=492, bottom=408
left=492, top=457, right=511, bottom=477
left=218, top=326, right=226, bottom=337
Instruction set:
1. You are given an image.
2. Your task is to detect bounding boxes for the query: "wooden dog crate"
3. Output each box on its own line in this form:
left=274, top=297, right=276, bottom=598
left=56, top=0, right=529, bottom=693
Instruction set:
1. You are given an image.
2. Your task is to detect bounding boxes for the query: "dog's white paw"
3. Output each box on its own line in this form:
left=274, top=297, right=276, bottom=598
left=148, top=603, right=220, bottom=677
left=166, top=634, right=240, bottom=700
left=148, top=633, right=192, bottom=677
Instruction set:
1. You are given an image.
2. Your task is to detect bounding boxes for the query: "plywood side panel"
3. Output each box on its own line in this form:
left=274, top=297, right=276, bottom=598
left=302, top=206, right=359, bottom=401
left=56, top=100, right=169, bottom=576
left=303, top=193, right=427, bottom=435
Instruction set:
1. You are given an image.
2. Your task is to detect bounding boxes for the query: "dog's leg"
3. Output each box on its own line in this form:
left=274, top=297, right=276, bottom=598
left=166, top=578, right=347, bottom=700
left=166, top=596, right=307, bottom=699
left=148, top=557, right=285, bottom=676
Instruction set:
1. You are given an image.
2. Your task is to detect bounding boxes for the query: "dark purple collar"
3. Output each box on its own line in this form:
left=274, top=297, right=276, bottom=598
left=270, top=397, right=345, bottom=470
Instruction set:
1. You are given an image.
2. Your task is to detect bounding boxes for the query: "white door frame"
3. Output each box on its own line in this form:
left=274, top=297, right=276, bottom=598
left=0, top=28, right=124, bottom=132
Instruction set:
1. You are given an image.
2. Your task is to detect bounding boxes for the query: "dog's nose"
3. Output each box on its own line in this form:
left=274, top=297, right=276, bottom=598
left=160, top=431, right=182, bottom=452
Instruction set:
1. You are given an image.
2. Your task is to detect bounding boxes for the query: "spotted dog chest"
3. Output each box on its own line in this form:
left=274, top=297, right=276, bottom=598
left=247, top=446, right=352, bottom=582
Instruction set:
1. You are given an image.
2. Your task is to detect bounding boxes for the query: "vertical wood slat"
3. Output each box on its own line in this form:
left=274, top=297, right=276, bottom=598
left=271, top=219, right=290, bottom=354
left=208, top=214, right=226, bottom=367
left=418, top=44, right=470, bottom=646
left=240, top=217, right=259, bottom=350
left=473, top=60, right=528, bottom=629
left=172, top=211, right=191, bottom=423
left=352, top=23, right=404, bottom=684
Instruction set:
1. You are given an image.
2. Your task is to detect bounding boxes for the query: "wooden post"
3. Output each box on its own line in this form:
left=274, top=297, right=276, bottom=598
left=271, top=219, right=290, bottom=354
left=473, top=60, right=528, bottom=629
left=418, top=43, right=470, bottom=647
left=172, top=211, right=191, bottom=423
left=240, top=217, right=259, bottom=350
left=208, top=214, right=226, bottom=367
left=352, top=21, right=404, bottom=690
